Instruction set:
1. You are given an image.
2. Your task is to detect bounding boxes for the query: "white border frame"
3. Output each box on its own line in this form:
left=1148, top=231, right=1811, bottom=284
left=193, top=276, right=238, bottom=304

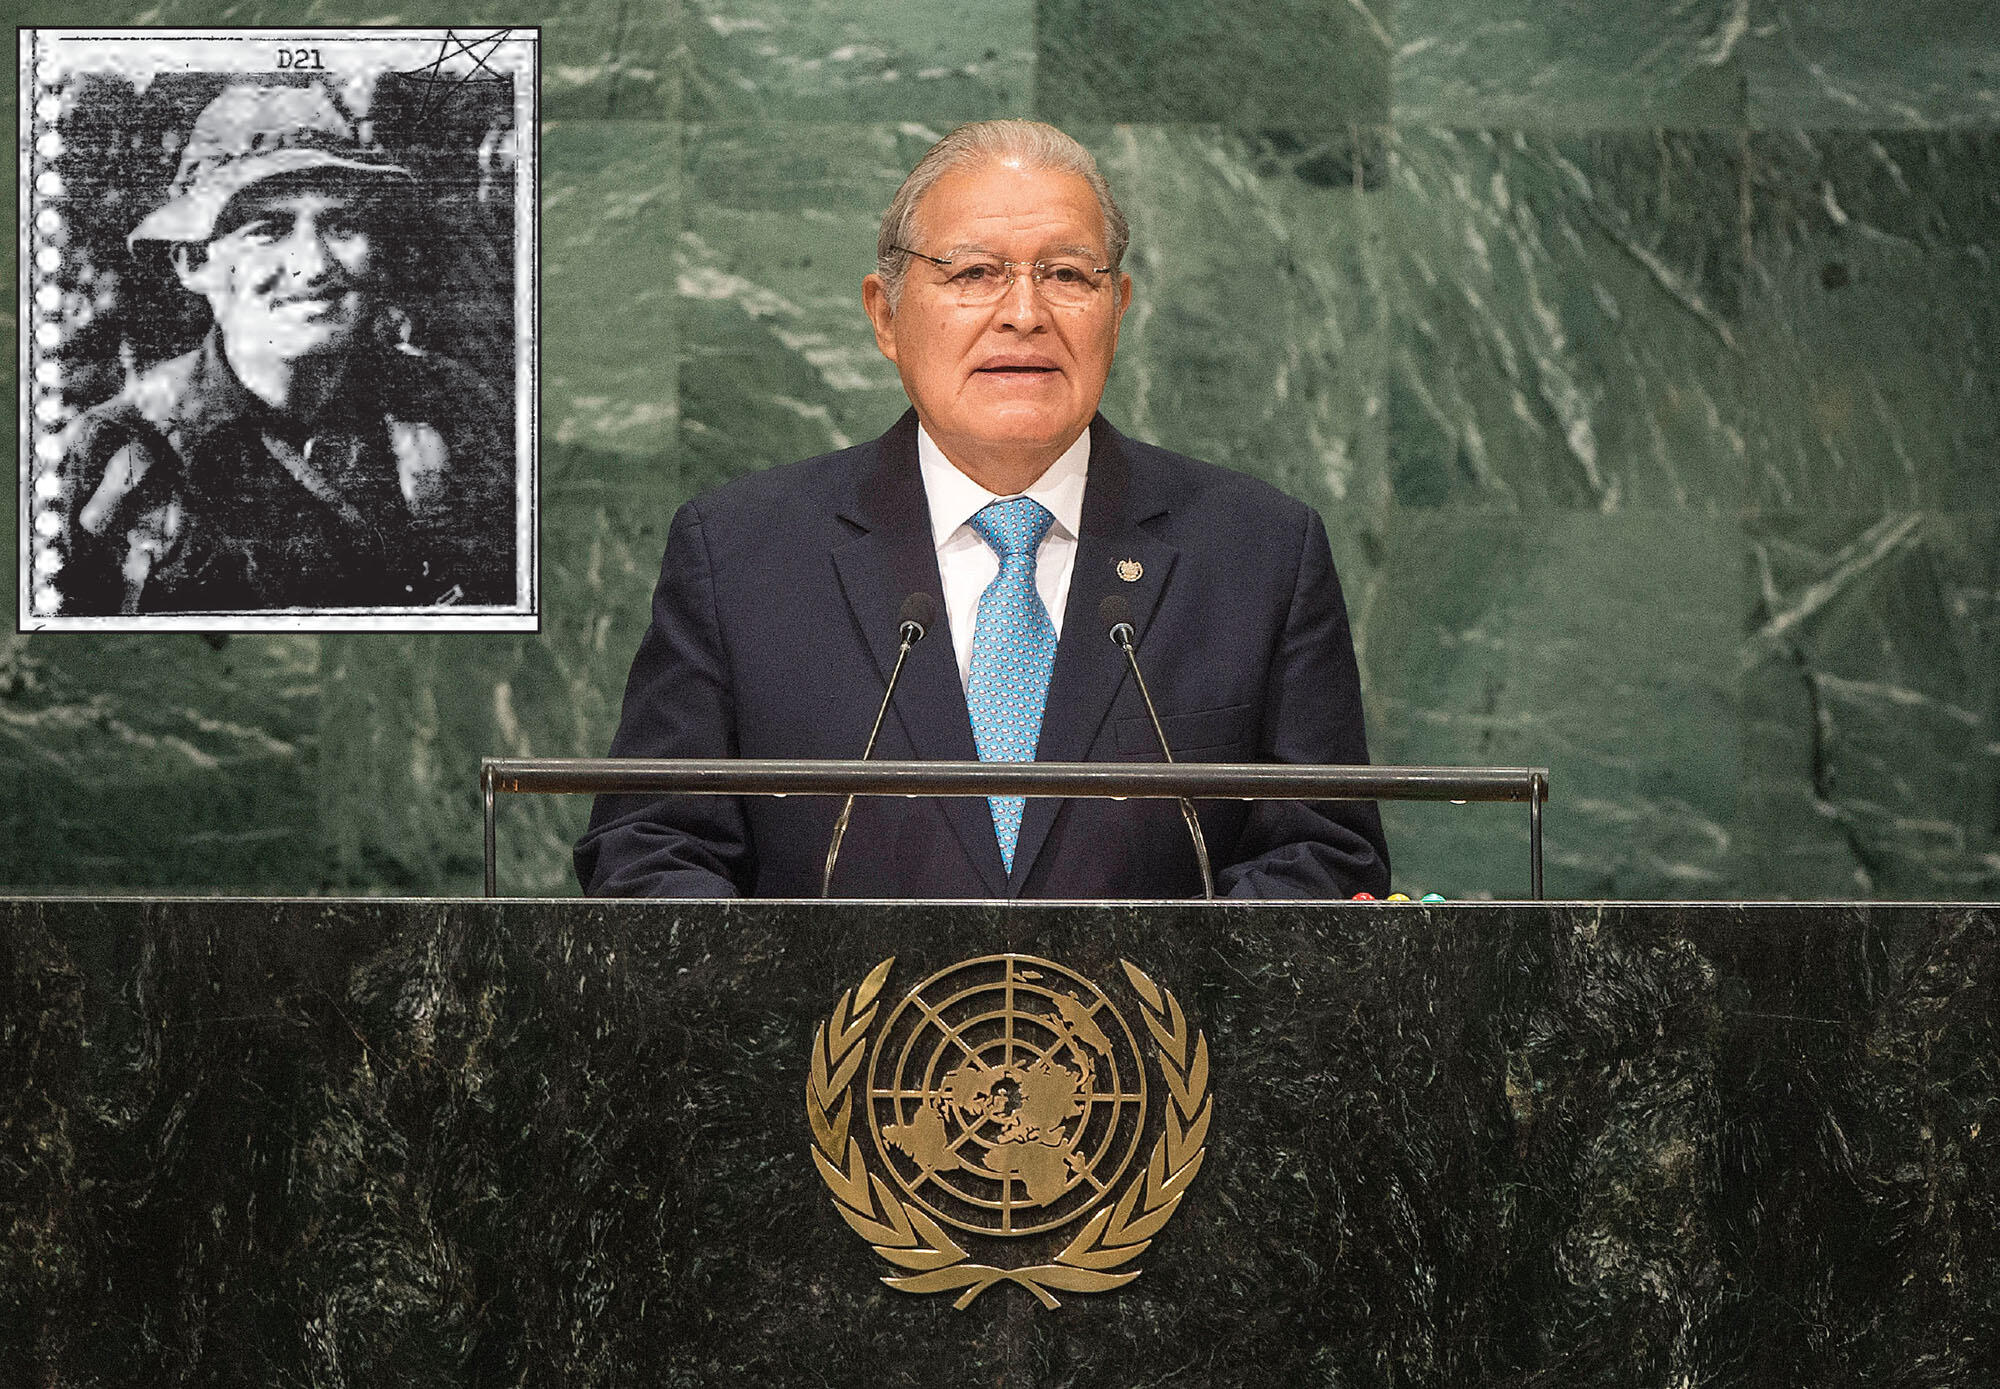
left=17, top=26, right=541, bottom=633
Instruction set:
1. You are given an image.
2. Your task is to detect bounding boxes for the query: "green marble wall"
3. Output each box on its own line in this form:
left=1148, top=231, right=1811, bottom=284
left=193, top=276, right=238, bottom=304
left=4, top=0, right=1996, bottom=899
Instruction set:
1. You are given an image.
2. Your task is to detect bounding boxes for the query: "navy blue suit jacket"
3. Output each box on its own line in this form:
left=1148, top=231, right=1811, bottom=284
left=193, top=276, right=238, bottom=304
left=575, top=412, right=1390, bottom=899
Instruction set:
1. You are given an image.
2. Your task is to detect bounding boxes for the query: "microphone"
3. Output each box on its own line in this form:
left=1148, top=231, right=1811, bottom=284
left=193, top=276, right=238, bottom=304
left=1100, top=594, right=1215, bottom=901
left=822, top=592, right=937, bottom=897
left=895, top=591, right=934, bottom=647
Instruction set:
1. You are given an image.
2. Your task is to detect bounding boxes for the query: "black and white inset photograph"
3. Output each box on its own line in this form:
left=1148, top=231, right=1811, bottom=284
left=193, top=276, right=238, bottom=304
left=18, top=29, right=538, bottom=631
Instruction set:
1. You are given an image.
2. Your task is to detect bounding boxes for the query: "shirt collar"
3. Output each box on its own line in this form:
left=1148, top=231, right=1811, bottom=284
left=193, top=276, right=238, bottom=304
left=182, top=327, right=270, bottom=436
left=180, top=328, right=393, bottom=443
left=916, top=424, right=1090, bottom=551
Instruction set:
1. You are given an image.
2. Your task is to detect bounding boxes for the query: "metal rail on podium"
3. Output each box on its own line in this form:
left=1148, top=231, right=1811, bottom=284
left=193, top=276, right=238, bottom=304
left=479, top=758, right=1552, bottom=899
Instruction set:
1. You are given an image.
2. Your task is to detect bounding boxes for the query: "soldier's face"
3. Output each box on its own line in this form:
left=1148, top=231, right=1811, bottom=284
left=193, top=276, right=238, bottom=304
left=179, top=179, right=378, bottom=364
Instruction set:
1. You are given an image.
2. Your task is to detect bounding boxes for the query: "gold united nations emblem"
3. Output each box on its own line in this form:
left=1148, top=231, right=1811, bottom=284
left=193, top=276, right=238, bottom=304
left=805, top=954, right=1211, bottom=1309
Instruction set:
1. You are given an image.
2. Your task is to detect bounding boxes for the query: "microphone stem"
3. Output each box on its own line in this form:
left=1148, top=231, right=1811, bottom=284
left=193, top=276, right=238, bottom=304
left=1116, top=633, right=1216, bottom=901
left=822, top=635, right=914, bottom=898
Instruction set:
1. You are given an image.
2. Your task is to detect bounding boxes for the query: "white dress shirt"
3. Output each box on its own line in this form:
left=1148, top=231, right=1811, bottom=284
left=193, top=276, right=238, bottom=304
left=917, top=424, right=1089, bottom=690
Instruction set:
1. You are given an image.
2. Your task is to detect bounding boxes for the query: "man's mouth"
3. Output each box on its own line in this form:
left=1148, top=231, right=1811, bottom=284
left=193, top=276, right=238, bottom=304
left=975, top=359, right=1061, bottom=378
left=270, top=287, right=353, bottom=313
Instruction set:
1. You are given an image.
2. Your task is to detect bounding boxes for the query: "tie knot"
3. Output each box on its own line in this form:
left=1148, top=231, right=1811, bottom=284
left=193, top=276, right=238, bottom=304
left=969, top=496, right=1054, bottom=562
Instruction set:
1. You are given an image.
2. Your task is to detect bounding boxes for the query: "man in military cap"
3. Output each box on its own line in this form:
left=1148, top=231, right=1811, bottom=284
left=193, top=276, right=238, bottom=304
left=51, top=82, right=514, bottom=615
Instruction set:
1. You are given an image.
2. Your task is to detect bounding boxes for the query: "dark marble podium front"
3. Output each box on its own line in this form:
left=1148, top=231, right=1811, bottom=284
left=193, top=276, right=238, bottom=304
left=3, top=899, right=1993, bottom=1386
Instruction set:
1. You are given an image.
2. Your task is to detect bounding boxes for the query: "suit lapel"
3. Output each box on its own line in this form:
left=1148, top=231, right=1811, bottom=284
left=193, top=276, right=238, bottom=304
left=829, top=412, right=1009, bottom=895
left=1011, top=419, right=1178, bottom=892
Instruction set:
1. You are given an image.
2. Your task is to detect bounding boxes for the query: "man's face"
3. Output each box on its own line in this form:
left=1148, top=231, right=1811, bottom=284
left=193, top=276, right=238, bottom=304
left=177, top=177, right=378, bottom=365
left=863, top=160, right=1131, bottom=476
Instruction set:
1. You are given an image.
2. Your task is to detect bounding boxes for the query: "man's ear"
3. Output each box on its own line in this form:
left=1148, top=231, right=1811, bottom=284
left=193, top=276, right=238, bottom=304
left=170, top=243, right=217, bottom=294
left=1107, top=270, right=1134, bottom=353
left=861, top=273, right=899, bottom=365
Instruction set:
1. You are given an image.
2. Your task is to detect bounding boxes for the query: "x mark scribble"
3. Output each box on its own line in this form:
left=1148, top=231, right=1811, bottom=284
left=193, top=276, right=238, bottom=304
left=399, top=29, right=513, bottom=123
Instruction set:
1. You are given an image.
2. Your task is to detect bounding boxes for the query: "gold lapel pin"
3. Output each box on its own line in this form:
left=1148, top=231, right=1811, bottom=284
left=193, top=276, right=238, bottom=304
left=1116, top=559, right=1142, bottom=583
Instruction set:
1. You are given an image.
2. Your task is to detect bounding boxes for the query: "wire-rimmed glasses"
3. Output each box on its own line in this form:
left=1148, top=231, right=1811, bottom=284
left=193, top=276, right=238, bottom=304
left=891, top=245, right=1114, bottom=309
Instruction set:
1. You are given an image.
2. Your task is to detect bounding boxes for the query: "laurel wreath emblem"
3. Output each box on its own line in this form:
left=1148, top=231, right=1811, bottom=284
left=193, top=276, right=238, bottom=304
left=806, top=956, right=1211, bottom=1309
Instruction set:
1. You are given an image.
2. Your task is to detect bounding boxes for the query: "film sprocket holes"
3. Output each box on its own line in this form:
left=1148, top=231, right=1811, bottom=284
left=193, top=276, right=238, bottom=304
left=17, top=28, right=539, bottom=631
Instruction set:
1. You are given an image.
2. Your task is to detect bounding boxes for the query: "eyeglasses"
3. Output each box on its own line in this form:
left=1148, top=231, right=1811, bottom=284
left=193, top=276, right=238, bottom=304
left=891, top=245, right=1114, bottom=309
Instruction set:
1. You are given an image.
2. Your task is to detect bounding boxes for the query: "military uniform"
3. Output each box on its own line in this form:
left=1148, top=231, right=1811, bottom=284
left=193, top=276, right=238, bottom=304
left=54, top=329, right=513, bottom=614
left=44, top=82, right=516, bottom=617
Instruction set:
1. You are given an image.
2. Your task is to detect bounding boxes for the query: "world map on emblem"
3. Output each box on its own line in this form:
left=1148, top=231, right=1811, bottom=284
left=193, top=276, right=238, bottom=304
left=866, top=954, right=1149, bottom=1236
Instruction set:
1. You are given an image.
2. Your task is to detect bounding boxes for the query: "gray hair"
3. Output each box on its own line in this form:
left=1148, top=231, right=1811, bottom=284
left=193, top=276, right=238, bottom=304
left=875, top=120, right=1130, bottom=310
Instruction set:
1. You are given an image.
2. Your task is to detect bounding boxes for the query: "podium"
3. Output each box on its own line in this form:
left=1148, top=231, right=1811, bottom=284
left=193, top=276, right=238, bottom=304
left=5, top=897, right=1990, bottom=1384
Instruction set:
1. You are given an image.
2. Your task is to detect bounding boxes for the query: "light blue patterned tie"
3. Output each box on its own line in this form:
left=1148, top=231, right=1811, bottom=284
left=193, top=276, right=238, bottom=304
left=965, top=497, right=1057, bottom=873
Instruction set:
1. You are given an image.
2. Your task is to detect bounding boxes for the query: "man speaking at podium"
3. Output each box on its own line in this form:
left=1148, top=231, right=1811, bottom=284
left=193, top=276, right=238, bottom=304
left=577, top=121, right=1390, bottom=900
